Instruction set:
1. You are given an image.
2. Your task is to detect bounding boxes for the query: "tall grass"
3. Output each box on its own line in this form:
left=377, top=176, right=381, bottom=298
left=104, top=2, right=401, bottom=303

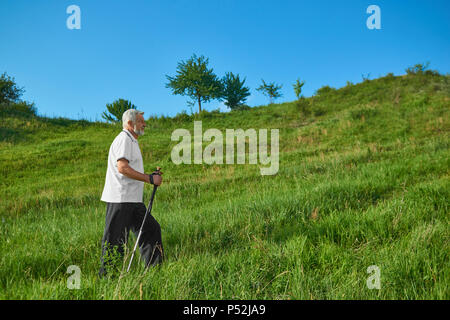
left=0, top=72, right=449, bottom=299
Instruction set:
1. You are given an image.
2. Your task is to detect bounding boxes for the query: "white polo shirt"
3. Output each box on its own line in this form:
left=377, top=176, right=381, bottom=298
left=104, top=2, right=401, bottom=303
left=101, top=129, right=145, bottom=203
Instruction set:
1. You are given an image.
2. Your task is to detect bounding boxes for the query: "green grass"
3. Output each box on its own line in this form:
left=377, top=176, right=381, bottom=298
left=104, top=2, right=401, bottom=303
left=0, top=72, right=449, bottom=299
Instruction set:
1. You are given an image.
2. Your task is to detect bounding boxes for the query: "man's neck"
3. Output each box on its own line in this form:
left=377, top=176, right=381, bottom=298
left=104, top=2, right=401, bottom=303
left=125, top=127, right=138, bottom=139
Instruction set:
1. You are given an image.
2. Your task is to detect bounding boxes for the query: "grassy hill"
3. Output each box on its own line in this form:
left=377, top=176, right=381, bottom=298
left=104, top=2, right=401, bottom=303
left=0, top=71, right=449, bottom=299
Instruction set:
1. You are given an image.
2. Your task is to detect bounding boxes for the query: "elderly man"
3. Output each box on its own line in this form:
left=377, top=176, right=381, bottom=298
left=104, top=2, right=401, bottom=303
left=99, top=109, right=163, bottom=277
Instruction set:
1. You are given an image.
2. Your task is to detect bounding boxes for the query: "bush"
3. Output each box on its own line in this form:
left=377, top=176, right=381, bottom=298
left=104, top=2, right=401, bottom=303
left=0, top=101, right=37, bottom=118
left=405, top=63, right=429, bottom=75
left=0, top=72, right=24, bottom=105
left=11, top=101, right=37, bottom=115
left=315, top=85, right=336, bottom=96
left=404, top=62, right=439, bottom=76
left=0, top=72, right=37, bottom=118
left=424, top=69, right=441, bottom=76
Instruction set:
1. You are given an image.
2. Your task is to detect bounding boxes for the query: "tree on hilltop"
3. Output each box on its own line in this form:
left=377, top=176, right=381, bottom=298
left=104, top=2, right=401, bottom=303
left=102, top=98, right=136, bottom=123
left=166, top=54, right=222, bottom=113
left=256, top=79, right=282, bottom=104
left=0, top=72, right=36, bottom=116
left=293, top=78, right=305, bottom=99
left=220, top=72, right=251, bottom=110
left=0, top=72, right=24, bottom=105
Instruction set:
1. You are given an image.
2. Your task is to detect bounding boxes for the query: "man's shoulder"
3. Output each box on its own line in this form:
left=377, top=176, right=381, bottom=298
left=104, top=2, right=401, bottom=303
left=112, top=131, right=130, bottom=144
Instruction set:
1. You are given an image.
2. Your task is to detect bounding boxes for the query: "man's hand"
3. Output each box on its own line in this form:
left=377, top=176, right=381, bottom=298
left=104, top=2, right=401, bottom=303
left=150, top=174, right=162, bottom=186
left=149, top=167, right=163, bottom=186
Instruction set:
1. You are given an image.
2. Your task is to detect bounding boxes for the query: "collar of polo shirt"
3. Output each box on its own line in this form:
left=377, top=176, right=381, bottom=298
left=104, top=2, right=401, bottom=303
left=122, top=129, right=138, bottom=143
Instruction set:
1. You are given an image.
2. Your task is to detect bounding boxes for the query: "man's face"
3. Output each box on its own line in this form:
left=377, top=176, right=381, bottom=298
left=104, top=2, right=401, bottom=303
left=133, top=114, right=146, bottom=136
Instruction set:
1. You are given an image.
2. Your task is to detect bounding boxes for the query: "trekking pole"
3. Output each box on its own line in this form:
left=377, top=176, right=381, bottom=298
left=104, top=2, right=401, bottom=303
left=127, top=167, right=161, bottom=272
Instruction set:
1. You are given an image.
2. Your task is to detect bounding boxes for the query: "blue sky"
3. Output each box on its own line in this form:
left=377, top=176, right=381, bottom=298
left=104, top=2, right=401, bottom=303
left=1, top=0, right=449, bottom=120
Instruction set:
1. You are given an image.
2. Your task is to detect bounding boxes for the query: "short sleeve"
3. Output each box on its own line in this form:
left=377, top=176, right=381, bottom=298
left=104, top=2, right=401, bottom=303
left=113, top=135, right=132, bottom=162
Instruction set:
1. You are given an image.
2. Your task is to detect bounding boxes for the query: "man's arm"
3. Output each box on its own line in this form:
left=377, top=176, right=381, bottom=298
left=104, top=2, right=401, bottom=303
left=117, top=159, right=162, bottom=186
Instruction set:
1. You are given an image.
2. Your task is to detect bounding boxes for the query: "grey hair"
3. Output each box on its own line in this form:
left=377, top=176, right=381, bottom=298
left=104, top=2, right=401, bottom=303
left=122, top=109, right=144, bottom=129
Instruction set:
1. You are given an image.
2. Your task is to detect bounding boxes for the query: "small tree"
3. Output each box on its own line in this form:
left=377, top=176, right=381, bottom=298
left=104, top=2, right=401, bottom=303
left=0, top=72, right=24, bottom=105
left=166, top=54, right=222, bottom=113
left=0, top=72, right=37, bottom=117
left=102, top=98, right=136, bottom=123
left=220, top=72, right=251, bottom=110
left=405, top=62, right=430, bottom=75
left=256, top=79, right=282, bottom=104
left=293, top=78, right=305, bottom=99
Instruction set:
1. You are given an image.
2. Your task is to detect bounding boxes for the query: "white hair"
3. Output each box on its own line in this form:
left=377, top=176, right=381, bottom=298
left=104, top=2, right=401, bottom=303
left=122, top=109, right=144, bottom=129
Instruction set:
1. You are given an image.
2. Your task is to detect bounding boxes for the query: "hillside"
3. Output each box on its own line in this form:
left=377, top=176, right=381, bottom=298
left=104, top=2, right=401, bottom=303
left=0, top=72, right=449, bottom=299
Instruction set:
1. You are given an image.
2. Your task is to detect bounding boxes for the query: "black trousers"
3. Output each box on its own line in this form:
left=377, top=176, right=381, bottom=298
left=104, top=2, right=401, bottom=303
left=99, top=202, right=163, bottom=276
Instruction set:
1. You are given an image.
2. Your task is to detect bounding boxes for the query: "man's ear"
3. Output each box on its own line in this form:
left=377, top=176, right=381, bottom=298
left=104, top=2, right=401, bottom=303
left=127, top=120, right=134, bottom=128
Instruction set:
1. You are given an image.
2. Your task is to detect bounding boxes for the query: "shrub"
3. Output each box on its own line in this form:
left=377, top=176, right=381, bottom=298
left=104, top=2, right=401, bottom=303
left=0, top=72, right=24, bottom=105
left=0, top=72, right=37, bottom=118
left=315, top=85, right=336, bottom=96
left=424, top=69, right=441, bottom=76
left=405, top=63, right=441, bottom=77
left=0, top=101, right=37, bottom=118
left=405, top=63, right=428, bottom=75
left=11, top=101, right=37, bottom=115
